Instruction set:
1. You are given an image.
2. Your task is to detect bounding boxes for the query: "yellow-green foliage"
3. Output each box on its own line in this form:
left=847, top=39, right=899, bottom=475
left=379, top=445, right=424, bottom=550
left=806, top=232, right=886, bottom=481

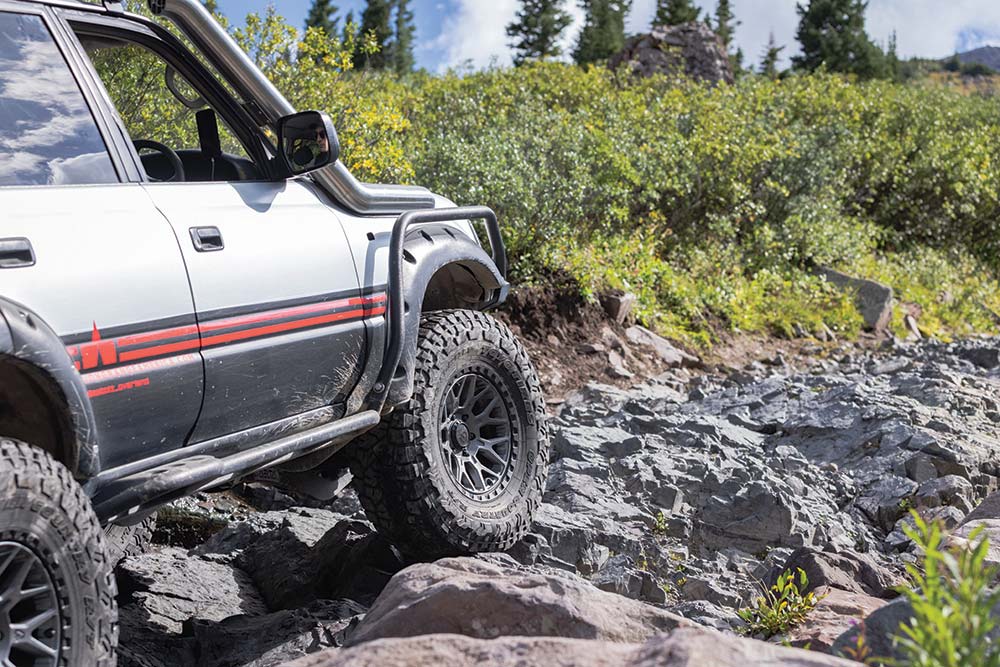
left=737, top=568, right=823, bottom=639
left=133, top=6, right=1000, bottom=343
left=894, top=514, right=1000, bottom=667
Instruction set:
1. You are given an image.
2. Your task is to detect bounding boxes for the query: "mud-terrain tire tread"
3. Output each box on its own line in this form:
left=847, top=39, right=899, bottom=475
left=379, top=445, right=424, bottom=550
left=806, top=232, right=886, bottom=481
left=0, top=438, right=118, bottom=666
left=351, top=309, right=548, bottom=559
left=105, top=515, right=157, bottom=568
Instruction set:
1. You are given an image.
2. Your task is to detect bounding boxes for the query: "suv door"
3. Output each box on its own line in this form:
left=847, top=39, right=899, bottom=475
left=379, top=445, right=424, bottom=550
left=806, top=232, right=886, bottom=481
left=67, top=15, right=379, bottom=442
left=0, top=4, right=201, bottom=469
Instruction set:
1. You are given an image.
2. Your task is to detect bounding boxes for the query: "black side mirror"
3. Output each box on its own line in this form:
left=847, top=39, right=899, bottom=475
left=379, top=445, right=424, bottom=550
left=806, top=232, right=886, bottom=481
left=276, top=110, right=340, bottom=177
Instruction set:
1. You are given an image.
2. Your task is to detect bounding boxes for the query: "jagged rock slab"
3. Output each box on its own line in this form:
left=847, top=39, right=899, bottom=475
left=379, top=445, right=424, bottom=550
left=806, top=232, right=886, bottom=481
left=117, top=547, right=267, bottom=633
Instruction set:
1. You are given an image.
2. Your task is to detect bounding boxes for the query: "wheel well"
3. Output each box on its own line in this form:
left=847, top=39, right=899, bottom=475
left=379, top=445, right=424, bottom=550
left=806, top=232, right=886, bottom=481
left=0, top=357, right=75, bottom=470
left=421, top=262, right=493, bottom=312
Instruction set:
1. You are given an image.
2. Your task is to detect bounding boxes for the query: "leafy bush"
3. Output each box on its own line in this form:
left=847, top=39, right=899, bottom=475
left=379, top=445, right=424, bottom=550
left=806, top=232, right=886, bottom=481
left=894, top=513, right=1000, bottom=667
left=130, top=6, right=1000, bottom=343
left=737, top=568, right=823, bottom=638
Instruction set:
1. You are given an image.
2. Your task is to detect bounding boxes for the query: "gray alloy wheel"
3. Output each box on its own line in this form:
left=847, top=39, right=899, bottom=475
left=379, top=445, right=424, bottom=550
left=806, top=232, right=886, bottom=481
left=0, top=542, right=61, bottom=667
left=439, top=370, right=517, bottom=501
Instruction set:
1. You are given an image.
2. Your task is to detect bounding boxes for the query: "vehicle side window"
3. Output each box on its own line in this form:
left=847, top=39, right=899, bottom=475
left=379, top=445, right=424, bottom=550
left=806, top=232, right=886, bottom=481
left=0, top=12, right=117, bottom=187
left=76, top=34, right=262, bottom=183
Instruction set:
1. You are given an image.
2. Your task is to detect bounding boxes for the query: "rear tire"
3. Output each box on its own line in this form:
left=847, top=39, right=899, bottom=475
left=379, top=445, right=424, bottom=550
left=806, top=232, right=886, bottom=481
left=0, top=438, right=118, bottom=667
left=104, top=516, right=156, bottom=569
left=350, top=310, right=549, bottom=559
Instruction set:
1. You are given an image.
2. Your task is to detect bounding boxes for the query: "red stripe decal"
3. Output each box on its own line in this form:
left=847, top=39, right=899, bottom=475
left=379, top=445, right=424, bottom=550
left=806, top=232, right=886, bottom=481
left=73, top=293, right=387, bottom=373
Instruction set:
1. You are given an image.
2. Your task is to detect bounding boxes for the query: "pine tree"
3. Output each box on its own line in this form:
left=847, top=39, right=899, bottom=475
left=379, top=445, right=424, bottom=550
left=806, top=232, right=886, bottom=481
left=792, top=0, right=889, bottom=79
left=506, top=0, right=573, bottom=66
left=886, top=30, right=900, bottom=81
left=713, top=0, right=738, bottom=51
left=759, top=31, right=784, bottom=79
left=573, top=0, right=631, bottom=65
left=305, top=0, right=340, bottom=37
left=354, top=0, right=393, bottom=69
left=389, top=0, right=416, bottom=74
left=654, top=0, right=700, bottom=27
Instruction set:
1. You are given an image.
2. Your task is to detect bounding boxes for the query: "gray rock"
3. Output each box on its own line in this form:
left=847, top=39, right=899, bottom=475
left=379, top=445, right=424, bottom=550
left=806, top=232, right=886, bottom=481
left=188, top=600, right=364, bottom=667
left=600, top=291, right=637, bottom=325
left=961, top=346, right=1000, bottom=369
left=609, top=22, right=735, bottom=84
left=915, top=475, right=975, bottom=513
left=830, top=598, right=914, bottom=662
left=592, top=555, right=666, bottom=604
left=624, top=325, right=700, bottom=368
left=818, top=267, right=893, bottom=332
left=345, top=557, right=692, bottom=646
left=773, top=547, right=901, bottom=598
left=286, top=627, right=860, bottom=667
left=118, top=547, right=267, bottom=634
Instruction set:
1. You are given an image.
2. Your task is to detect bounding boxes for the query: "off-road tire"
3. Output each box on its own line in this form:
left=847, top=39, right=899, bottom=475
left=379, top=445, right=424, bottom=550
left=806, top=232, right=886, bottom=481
left=104, top=516, right=156, bottom=569
left=0, top=438, right=118, bottom=666
left=350, top=309, right=549, bottom=559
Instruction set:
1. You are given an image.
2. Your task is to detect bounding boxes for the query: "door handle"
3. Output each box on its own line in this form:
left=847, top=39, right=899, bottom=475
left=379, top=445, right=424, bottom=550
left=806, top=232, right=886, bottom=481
left=0, top=238, right=35, bottom=268
left=190, top=226, right=224, bottom=252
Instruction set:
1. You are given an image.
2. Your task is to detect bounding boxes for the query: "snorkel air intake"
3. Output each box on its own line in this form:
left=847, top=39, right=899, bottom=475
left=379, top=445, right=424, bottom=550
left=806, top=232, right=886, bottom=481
left=146, top=0, right=434, bottom=215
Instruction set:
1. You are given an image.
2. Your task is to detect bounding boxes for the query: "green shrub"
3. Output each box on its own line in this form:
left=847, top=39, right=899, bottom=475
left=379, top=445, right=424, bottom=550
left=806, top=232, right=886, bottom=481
left=737, top=568, right=823, bottom=639
left=133, top=7, right=1000, bottom=343
left=894, top=513, right=1000, bottom=667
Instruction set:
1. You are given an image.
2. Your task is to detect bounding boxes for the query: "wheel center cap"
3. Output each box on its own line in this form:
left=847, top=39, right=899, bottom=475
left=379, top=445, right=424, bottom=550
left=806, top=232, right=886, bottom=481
left=450, top=422, right=471, bottom=450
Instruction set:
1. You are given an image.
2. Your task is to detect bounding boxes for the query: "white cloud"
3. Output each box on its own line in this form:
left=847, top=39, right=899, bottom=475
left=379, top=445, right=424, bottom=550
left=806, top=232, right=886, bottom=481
left=436, top=0, right=1000, bottom=73
left=428, top=0, right=587, bottom=71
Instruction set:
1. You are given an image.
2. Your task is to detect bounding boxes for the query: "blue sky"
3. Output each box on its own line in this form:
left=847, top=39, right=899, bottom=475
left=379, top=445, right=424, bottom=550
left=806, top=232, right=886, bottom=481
left=216, top=0, right=1000, bottom=72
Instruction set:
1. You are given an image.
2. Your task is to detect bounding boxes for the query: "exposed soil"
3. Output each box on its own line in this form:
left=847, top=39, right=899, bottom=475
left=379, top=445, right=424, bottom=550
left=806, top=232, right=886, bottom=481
left=496, top=282, right=887, bottom=402
left=496, top=284, right=673, bottom=401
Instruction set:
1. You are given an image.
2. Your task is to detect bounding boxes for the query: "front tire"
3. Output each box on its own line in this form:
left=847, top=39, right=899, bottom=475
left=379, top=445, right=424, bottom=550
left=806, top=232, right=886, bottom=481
left=351, top=310, right=549, bottom=559
left=0, top=439, right=118, bottom=666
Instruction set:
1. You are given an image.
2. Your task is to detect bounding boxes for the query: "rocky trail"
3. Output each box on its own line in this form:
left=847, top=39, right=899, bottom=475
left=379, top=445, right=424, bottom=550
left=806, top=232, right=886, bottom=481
left=118, top=333, right=1000, bottom=666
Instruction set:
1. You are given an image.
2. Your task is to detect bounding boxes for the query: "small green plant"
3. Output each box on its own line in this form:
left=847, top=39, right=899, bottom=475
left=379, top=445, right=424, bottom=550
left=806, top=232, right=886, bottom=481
left=653, top=510, right=669, bottom=537
left=894, top=512, right=1000, bottom=667
left=737, top=568, right=823, bottom=639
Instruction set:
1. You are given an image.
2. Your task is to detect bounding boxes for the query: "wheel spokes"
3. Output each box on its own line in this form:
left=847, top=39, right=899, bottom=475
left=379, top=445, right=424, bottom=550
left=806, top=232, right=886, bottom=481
left=439, top=371, right=516, bottom=498
left=0, top=542, right=61, bottom=667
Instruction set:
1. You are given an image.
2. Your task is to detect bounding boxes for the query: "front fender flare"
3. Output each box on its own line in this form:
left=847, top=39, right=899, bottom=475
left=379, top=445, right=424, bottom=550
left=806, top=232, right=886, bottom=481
left=0, top=299, right=99, bottom=476
left=386, top=226, right=508, bottom=405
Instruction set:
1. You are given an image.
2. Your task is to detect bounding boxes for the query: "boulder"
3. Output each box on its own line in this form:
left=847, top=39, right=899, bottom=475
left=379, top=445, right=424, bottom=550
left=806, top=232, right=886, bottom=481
left=773, top=547, right=901, bottom=598
left=818, top=267, right=893, bottom=332
left=609, top=22, right=734, bottom=84
left=830, top=598, right=913, bottom=662
left=285, top=628, right=859, bottom=667
left=600, top=291, right=637, bottom=325
left=624, top=325, right=700, bottom=368
left=783, top=587, right=888, bottom=652
left=345, top=557, right=691, bottom=646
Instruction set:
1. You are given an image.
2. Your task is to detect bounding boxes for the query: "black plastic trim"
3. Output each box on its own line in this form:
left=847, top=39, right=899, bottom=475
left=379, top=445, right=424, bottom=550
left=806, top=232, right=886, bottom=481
left=364, top=206, right=507, bottom=411
left=0, top=298, right=99, bottom=476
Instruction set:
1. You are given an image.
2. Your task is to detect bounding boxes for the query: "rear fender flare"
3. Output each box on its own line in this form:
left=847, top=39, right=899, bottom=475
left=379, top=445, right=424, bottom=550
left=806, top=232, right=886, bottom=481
left=0, top=298, right=99, bottom=476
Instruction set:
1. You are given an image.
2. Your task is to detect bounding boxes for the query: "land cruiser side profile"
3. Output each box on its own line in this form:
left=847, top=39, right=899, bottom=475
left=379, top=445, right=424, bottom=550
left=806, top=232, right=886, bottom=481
left=0, top=1, right=549, bottom=663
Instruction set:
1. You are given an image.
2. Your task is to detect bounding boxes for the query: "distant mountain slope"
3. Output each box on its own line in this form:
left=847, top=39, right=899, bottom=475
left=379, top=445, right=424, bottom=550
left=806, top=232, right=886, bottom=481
left=955, top=45, right=1000, bottom=71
